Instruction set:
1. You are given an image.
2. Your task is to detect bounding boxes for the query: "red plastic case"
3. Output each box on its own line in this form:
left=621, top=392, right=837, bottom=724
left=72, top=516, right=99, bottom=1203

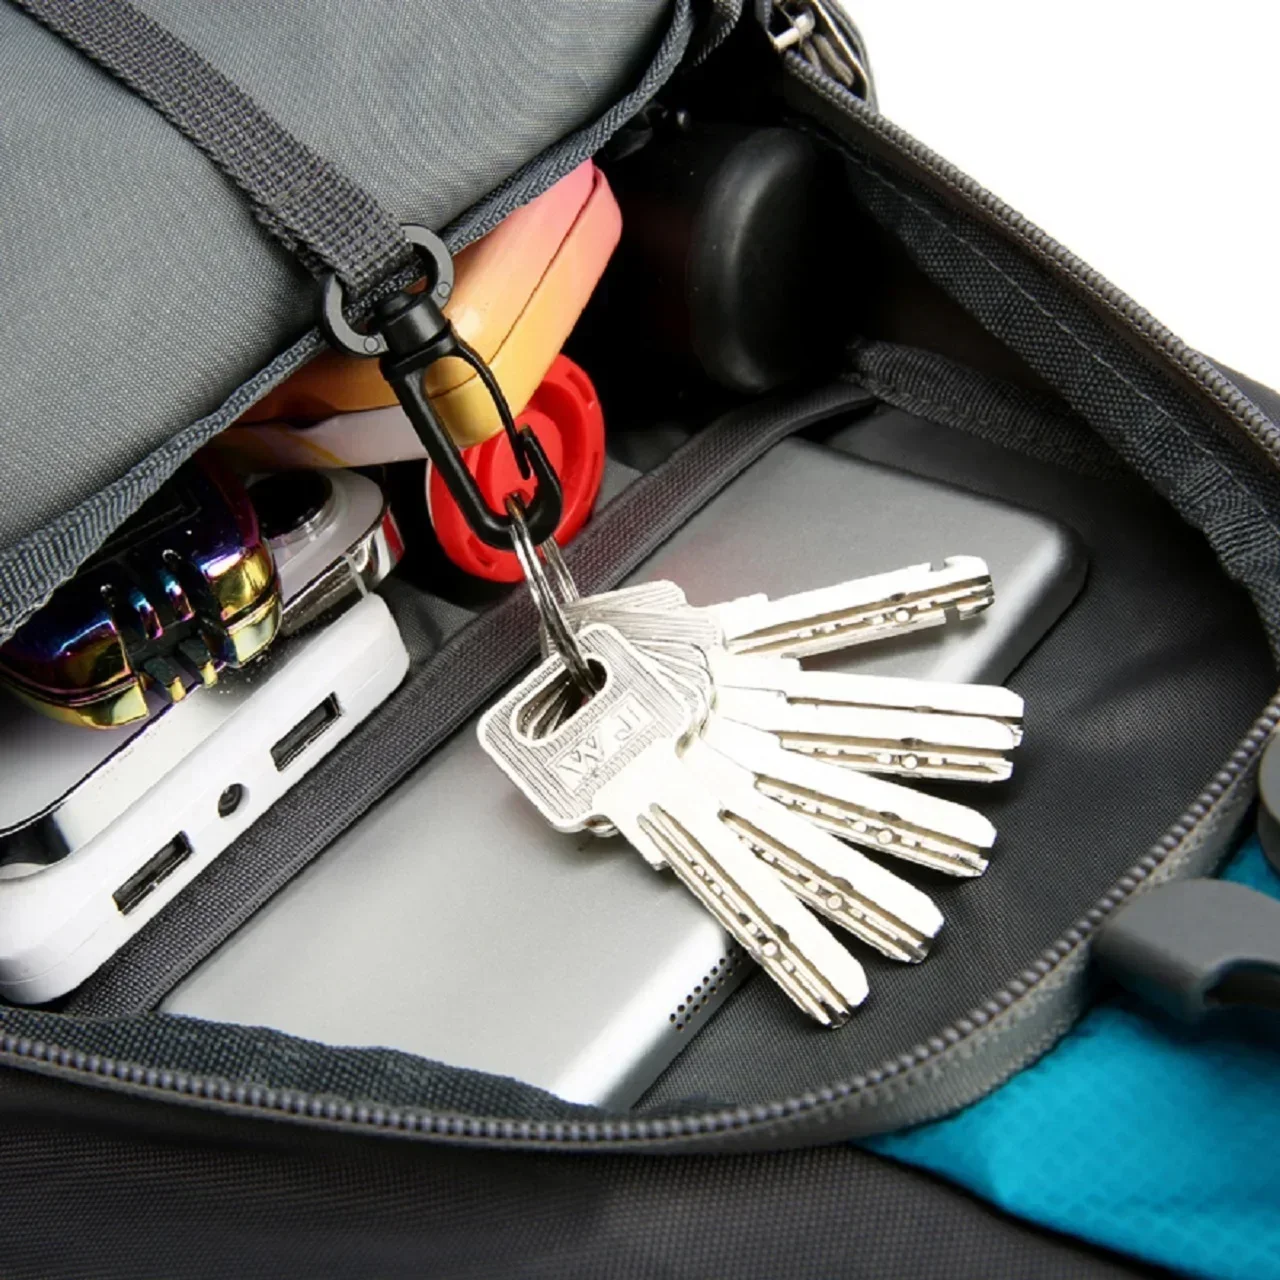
left=427, top=356, right=605, bottom=582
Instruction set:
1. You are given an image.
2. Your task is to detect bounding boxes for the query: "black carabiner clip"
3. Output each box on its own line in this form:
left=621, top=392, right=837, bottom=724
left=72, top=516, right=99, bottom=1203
left=319, top=225, right=563, bottom=550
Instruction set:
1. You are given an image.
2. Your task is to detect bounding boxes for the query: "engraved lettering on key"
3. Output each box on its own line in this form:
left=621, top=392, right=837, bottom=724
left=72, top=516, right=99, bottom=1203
left=551, top=698, right=654, bottom=787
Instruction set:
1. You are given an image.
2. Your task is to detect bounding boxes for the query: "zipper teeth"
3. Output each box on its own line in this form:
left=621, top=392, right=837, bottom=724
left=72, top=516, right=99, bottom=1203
left=5, top=51, right=1280, bottom=1149
left=784, top=56, right=1280, bottom=469
left=5, top=700, right=1276, bottom=1145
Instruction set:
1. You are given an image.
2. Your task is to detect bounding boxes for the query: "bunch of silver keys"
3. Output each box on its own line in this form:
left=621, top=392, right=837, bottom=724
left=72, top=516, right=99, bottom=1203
left=478, top=499, right=1024, bottom=1028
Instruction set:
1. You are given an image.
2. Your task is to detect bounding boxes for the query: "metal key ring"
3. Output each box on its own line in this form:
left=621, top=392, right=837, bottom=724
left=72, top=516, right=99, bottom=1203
left=506, top=495, right=599, bottom=695
left=540, top=536, right=580, bottom=604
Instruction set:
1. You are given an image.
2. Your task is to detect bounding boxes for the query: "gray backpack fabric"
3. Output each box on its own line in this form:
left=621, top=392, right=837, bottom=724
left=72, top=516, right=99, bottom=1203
left=0, top=0, right=688, bottom=633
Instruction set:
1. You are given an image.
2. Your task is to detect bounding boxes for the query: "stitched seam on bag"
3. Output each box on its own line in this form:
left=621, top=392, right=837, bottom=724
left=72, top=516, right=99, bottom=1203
left=847, top=155, right=1280, bottom=546
left=856, top=371, right=1014, bottom=438
left=849, top=366, right=1123, bottom=480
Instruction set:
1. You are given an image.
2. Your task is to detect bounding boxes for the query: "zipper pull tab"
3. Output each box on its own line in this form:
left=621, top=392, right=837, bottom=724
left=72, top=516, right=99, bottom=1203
left=319, top=224, right=563, bottom=550
left=769, top=1, right=875, bottom=103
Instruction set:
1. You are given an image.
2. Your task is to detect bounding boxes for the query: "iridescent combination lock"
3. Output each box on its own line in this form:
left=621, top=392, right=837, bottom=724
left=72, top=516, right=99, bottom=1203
left=0, top=451, right=280, bottom=728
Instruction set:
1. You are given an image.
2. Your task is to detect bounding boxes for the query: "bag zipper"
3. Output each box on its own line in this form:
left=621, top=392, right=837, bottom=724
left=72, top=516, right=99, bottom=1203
left=767, top=0, right=876, bottom=105
left=775, top=37, right=1280, bottom=472
left=4, top=17, right=1280, bottom=1153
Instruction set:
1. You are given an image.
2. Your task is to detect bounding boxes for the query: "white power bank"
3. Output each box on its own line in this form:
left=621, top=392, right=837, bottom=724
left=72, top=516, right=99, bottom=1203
left=0, top=470, right=402, bottom=854
left=0, top=593, right=408, bottom=1004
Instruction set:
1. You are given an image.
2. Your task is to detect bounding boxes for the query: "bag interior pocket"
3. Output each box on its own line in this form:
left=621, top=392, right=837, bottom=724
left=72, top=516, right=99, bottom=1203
left=2, top=110, right=1277, bottom=1147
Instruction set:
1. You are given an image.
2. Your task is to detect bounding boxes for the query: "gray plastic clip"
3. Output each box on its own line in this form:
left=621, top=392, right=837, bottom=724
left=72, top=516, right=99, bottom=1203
left=1093, top=878, right=1280, bottom=1023
left=1256, top=731, right=1280, bottom=879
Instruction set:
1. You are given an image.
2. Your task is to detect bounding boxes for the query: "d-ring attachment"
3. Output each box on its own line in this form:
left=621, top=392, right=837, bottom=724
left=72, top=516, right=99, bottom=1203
left=506, top=495, right=599, bottom=696
left=321, top=225, right=456, bottom=359
left=319, top=224, right=563, bottom=550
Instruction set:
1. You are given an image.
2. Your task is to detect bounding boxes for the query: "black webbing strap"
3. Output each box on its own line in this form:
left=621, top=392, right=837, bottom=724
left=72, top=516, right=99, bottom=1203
left=11, top=0, right=414, bottom=295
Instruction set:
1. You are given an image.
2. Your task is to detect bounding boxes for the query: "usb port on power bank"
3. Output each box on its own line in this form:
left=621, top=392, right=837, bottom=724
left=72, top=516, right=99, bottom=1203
left=270, top=694, right=341, bottom=771
left=113, top=833, right=192, bottom=915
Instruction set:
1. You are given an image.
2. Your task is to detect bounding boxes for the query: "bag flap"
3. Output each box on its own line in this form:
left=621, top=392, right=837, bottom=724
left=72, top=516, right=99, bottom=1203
left=0, top=0, right=683, bottom=631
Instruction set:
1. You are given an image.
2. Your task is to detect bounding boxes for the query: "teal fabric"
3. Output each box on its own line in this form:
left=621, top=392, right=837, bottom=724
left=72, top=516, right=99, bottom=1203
left=868, top=839, right=1280, bottom=1280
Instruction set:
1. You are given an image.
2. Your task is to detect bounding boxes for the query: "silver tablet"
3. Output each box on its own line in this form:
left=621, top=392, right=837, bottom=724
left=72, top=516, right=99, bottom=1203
left=163, top=440, right=1085, bottom=1107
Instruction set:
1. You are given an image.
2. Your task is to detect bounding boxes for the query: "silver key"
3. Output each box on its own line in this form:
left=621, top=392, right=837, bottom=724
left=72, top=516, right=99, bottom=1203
left=585, top=640, right=712, bottom=839
left=533, top=636, right=712, bottom=756
left=713, top=686, right=1017, bottom=783
left=681, top=735, right=944, bottom=960
left=559, top=593, right=718, bottom=655
left=700, top=717, right=996, bottom=877
left=551, top=581, right=688, bottom=630
left=535, top=593, right=994, bottom=876
left=550, top=596, right=1018, bottom=783
left=559, top=580, right=689, bottom=621
left=478, top=624, right=870, bottom=1025
left=538, top=583, right=698, bottom=723
left=709, top=556, right=994, bottom=659
left=708, top=651, right=1024, bottom=744
left=561, top=558, right=993, bottom=663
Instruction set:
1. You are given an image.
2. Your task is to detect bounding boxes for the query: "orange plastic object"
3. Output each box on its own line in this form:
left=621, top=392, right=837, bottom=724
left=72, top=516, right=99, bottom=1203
left=227, top=161, right=621, bottom=460
left=429, top=356, right=605, bottom=582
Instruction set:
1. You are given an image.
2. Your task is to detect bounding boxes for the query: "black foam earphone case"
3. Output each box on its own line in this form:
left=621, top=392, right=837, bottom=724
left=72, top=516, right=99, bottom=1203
left=604, top=124, right=857, bottom=395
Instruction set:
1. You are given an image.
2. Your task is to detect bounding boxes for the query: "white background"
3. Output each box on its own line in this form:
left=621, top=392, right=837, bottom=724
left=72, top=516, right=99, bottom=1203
left=848, top=1, right=1280, bottom=391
